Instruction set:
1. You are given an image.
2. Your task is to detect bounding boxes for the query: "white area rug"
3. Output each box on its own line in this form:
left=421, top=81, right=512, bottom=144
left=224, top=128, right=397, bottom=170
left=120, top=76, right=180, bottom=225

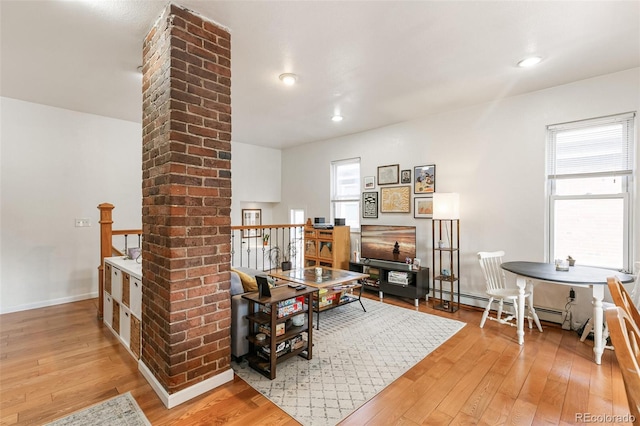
left=233, top=297, right=465, bottom=426
left=45, top=392, right=150, bottom=426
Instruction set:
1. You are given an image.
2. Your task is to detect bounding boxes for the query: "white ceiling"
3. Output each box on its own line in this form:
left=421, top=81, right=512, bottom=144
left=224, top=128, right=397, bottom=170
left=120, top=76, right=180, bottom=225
left=1, top=1, right=639, bottom=149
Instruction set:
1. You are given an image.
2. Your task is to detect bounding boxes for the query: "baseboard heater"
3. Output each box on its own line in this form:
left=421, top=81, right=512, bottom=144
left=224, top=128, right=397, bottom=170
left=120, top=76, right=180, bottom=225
left=439, top=291, right=564, bottom=325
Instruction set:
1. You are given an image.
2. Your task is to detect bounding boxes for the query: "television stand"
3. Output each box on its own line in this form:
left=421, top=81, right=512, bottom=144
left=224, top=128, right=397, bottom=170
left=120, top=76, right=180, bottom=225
left=349, top=260, right=430, bottom=307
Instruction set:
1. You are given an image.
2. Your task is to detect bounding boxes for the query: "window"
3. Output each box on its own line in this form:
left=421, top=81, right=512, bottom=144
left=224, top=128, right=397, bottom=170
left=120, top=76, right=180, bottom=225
left=547, top=113, right=635, bottom=271
left=331, top=158, right=361, bottom=229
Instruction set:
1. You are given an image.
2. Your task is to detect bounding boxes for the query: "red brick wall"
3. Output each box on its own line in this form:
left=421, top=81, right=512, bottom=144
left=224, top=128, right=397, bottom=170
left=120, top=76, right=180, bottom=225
left=141, top=4, right=232, bottom=394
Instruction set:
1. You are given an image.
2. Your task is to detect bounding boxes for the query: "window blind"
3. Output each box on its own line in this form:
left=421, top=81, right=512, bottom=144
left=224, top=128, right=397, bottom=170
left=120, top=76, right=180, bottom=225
left=548, top=112, right=635, bottom=178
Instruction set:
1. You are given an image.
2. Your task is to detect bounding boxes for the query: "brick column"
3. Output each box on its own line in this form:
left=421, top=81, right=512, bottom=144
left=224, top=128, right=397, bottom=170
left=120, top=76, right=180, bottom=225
left=141, top=4, right=232, bottom=402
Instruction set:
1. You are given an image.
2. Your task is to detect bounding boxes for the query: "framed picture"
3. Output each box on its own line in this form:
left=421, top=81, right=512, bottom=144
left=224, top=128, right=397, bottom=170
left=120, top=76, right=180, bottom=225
left=414, top=196, right=433, bottom=219
left=414, top=164, right=436, bottom=194
left=401, top=169, right=411, bottom=184
left=380, top=186, right=411, bottom=213
left=362, top=191, right=378, bottom=218
left=377, top=164, right=399, bottom=185
left=363, top=176, right=375, bottom=190
left=242, top=209, right=261, bottom=237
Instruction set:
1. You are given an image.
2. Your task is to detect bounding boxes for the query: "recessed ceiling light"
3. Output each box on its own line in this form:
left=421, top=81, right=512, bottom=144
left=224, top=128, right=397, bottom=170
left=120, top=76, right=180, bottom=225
left=278, top=73, right=298, bottom=85
left=331, top=115, right=343, bottom=122
left=517, top=56, right=542, bottom=68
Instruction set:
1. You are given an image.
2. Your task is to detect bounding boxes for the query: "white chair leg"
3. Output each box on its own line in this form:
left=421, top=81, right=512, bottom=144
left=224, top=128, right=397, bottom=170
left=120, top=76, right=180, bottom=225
left=580, top=317, right=593, bottom=342
left=497, top=299, right=504, bottom=322
left=512, top=300, right=519, bottom=325
left=527, top=285, right=543, bottom=332
left=480, top=297, right=493, bottom=328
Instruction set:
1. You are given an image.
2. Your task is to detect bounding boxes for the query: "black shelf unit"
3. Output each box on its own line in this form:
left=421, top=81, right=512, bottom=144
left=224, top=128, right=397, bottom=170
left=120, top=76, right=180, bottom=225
left=432, top=219, right=460, bottom=313
left=349, top=259, right=429, bottom=307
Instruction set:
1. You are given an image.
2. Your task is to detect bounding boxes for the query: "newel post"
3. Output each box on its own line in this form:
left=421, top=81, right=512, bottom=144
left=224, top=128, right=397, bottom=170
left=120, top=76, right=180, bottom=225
left=97, top=203, right=114, bottom=320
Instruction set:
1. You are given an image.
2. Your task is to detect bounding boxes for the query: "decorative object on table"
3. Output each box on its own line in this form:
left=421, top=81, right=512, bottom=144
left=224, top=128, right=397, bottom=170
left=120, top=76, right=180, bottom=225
left=45, top=392, right=151, bottom=426
left=268, top=242, right=297, bottom=271
left=362, top=191, right=378, bottom=218
left=232, top=297, right=465, bottom=426
left=242, top=208, right=262, bottom=238
left=400, top=169, right=411, bottom=184
left=380, top=186, right=411, bottom=213
left=127, top=247, right=141, bottom=260
left=377, top=164, right=399, bottom=185
left=555, top=258, right=570, bottom=271
left=432, top=193, right=460, bottom=313
left=413, top=196, right=434, bottom=219
left=567, top=255, right=576, bottom=266
left=414, top=164, right=436, bottom=194
left=363, top=176, right=375, bottom=189
left=262, top=233, right=270, bottom=246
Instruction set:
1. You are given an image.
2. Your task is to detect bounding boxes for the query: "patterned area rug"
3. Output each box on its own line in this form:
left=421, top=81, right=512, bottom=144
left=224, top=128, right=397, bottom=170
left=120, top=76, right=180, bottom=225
left=45, top=392, right=150, bottom=426
left=233, top=298, right=466, bottom=426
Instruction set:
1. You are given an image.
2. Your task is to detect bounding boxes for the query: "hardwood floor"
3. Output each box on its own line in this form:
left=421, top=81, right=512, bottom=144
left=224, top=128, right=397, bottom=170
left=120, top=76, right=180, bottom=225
left=0, top=294, right=633, bottom=425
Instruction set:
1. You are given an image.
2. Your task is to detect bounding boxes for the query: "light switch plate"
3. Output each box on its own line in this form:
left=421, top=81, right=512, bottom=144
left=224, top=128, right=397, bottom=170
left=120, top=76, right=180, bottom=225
left=75, top=218, right=91, bottom=227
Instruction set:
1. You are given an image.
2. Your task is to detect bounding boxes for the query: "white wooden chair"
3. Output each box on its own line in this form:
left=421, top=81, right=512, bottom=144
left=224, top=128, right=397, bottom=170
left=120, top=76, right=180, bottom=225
left=477, top=251, right=543, bottom=332
left=580, top=261, right=640, bottom=346
left=605, top=305, right=640, bottom=421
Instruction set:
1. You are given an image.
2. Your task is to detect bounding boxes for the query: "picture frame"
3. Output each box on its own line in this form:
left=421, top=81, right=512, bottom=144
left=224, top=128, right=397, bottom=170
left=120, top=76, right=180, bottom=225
left=400, top=169, right=411, bottom=184
left=363, top=176, right=375, bottom=190
left=362, top=191, right=378, bottom=218
left=414, top=196, right=433, bottom=219
left=242, top=208, right=262, bottom=237
left=413, top=258, right=421, bottom=270
left=414, top=164, right=436, bottom=194
left=380, top=186, right=411, bottom=213
left=377, top=164, right=399, bottom=185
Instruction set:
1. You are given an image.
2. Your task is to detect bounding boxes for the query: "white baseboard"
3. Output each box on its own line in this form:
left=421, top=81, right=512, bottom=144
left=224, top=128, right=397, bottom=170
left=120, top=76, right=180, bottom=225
left=0, top=292, right=98, bottom=315
left=138, top=360, right=234, bottom=409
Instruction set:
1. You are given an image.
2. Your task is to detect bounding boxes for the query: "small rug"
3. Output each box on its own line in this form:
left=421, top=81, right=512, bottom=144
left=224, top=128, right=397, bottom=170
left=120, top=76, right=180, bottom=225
left=233, top=297, right=465, bottom=426
left=45, top=392, right=151, bottom=426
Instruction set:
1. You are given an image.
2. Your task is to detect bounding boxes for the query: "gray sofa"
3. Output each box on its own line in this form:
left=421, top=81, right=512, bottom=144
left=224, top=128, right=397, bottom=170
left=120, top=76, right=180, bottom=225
left=230, top=267, right=264, bottom=360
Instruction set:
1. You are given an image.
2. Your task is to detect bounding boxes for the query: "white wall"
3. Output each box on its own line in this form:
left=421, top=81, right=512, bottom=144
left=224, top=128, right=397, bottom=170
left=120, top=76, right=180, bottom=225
left=230, top=141, right=281, bottom=226
left=280, top=68, right=640, bottom=325
left=1, top=97, right=142, bottom=313
left=0, top=100, right=283, bottom=313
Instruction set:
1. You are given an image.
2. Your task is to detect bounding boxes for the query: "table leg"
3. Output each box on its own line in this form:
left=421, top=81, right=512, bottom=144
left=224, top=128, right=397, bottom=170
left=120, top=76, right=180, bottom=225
left=516, top=276, right=526, bottom=345
left=592, top=285, right=604, bottom=365
left=527, top=280, right=543, bottom=332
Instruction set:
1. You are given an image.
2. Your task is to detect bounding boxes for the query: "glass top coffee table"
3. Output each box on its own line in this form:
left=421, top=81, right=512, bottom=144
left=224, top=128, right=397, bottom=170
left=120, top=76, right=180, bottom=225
left=269, top=266, right=369, bottom=329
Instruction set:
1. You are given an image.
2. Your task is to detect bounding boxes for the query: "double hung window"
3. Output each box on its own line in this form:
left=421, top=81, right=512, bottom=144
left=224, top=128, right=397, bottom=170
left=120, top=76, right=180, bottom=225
left=547, top=113, right=635, bottom=271
left=331, top=158, right=360, bottom=229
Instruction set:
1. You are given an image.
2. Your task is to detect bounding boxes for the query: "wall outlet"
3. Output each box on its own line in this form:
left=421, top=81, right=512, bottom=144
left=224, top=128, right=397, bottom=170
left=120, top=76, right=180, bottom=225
left=75, top=218, right=91, bottom=227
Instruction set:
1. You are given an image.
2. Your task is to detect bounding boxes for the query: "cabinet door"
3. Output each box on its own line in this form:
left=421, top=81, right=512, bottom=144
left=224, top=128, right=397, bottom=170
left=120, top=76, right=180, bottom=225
left=120, top=306, right=131, bottom=347
left=130, top=277, right=142, bottom=318
left=103, top=292, right=113, bottom=328
left=318, top=241, right=334, bottom=260
left=122, top=272, right=130, bottom=307
left=305, top=239, right=317, bottom=257
left=105, top=263, right=112, bottom=294
left=111, top=267, right=123, bottom=302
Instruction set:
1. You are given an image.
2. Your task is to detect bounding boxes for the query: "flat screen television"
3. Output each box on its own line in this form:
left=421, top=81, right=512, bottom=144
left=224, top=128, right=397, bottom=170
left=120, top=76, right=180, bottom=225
left=360, top=225, right=416, bottom=264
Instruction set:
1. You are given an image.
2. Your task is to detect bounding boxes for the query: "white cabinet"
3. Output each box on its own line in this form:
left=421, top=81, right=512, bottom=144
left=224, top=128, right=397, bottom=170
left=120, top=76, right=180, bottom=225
left=103, top=257, right=142, bottom=360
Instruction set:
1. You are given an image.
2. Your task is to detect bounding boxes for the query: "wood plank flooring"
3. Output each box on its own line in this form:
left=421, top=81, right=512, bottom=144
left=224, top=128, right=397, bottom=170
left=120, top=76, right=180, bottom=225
left=0, top=294, right=633, bottom=425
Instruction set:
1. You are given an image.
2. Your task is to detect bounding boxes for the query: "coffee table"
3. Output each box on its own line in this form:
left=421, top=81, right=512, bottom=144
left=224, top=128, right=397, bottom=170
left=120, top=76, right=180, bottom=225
left=269, top=266, right=369, bottom=329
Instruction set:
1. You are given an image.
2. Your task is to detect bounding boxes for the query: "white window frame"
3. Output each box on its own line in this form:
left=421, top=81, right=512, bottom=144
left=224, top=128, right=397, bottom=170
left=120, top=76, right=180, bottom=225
left=546, top=112, right=635, bottom=271
left=330, top=157, right=361, bottom=230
